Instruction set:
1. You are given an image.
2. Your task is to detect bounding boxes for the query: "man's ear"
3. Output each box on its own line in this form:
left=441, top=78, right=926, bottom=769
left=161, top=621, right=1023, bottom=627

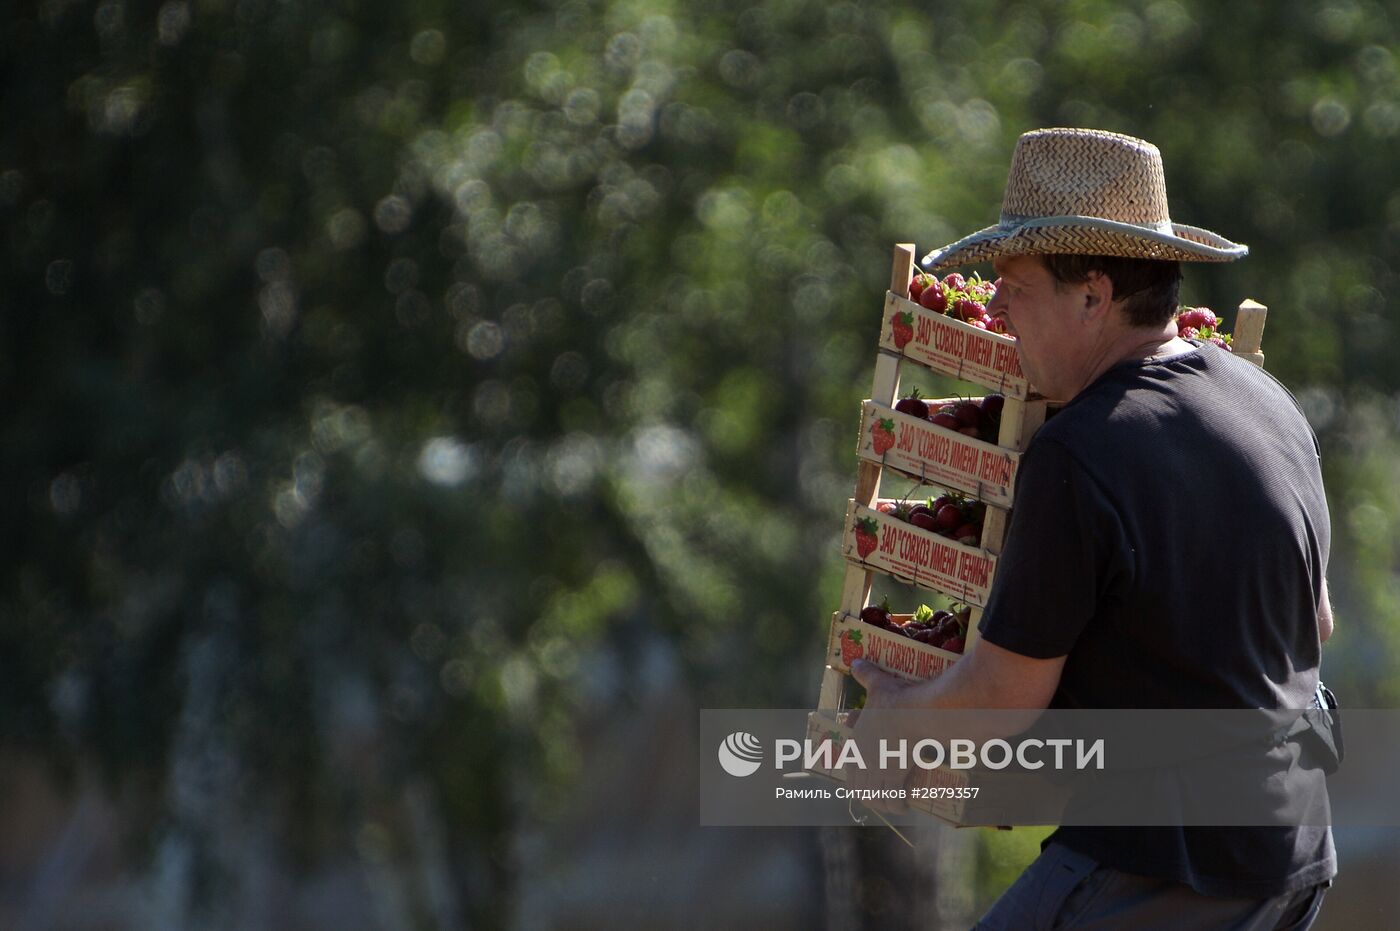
left=1080, top=270, right=1114, bottom=322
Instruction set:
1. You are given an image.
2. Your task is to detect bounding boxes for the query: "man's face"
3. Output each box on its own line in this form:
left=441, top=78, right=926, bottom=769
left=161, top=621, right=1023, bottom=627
left=985, top=254, right=1091, bottom=402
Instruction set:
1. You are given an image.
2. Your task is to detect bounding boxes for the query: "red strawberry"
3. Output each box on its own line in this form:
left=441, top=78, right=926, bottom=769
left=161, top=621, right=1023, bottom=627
left=871, top=418, right=895, bottom=455
left=932, top=612, right=966, bottom=644
left=877, top=501, right=897, bottom=514
left=839, top=629, right=864, bottom=665
left=989, top=317, right=1010, bottom=335
left=860, top=597, right=892, bottom=627
left=894, top=389, right=928, bottom=419
left=909, top=273, right=930, bottom=300
left=942, top=636, right=966, bottom=654
left=854, top=517, right=879, bottom=559
left=1177, top=307, right=1218, bottom=331
left=1202, top=327, right=1233, bottom=349
left=918, top=278, right=947, bottom=313
left=968, top=318, right=987, bottom=329
left=934, top=503, right=963, bottom=531
left=1179, top=326, right=1199, bottom=340
left=930, top=411, right=960, bottom=431
left=910, top=511, right=938, bottom=532
left=955, top=523, right=979, bottom=545
left=953, top=298, right=983, bottom=323
left=890, top=311, right=915, bottom=349
left=953, top=400, right=983, bottom=429
left=943, top=272, right=966, bottom=292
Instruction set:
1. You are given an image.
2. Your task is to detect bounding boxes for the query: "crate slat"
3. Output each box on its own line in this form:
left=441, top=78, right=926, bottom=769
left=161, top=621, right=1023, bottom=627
left=828, top=611, right=963, bottom=681
left=877, top=293, right=1032, bottom=399
left=856, top=400, right=1021, bottom=508
left=889, top=243, right=915, bottom=298
left=997, top=398, right=1048, bottom=451
left=1233, top=299, right=1267, bottom=368
left=817, top=665, right=847, bottom=712
left=841, top=500, right=998, bottom=606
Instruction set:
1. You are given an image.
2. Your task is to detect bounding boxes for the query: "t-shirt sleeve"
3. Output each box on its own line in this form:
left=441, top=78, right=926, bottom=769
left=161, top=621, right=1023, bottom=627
left=977, top=437, right=1132, bottom=659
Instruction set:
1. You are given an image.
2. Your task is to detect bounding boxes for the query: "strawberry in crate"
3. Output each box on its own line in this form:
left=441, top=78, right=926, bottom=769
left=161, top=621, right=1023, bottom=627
left=909, top=271, right=1010, bottom=336
left=1176, top=306, right=1232, bottom=351
left=877, top=490, right=985, bottom=547
left=859, top=598, right=973, bottom=654
left=895, top=387, right=1005, bottom=445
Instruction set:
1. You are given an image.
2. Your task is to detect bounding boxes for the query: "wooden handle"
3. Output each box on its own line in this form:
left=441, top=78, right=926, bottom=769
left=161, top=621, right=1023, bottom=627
left=1234, top=299, right=1267, bottom=365
left=890, top=243, right=915, bottom=298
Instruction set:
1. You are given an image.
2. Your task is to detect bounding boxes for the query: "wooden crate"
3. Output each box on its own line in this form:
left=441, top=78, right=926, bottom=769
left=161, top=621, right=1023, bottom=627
left=827, top=611, right=963, bottom=680
left=840, top=500, right=997, bottom=606
left=855, top=399, right=1023, bottom=508
left=878, top=292, right=1031, bottom=398
left=815, top=245, right=1031, bottom=714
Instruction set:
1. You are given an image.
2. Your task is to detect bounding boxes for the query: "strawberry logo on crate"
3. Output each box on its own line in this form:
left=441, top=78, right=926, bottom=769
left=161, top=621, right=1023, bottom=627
left=890, top=311, right=915, bottom=349
left=870, top=417, right=895, bottom=455
left=854, top=517, right=879, bottom=559
left=839, top=628, right=864, bottom=665
left=815, top=729, right=848, bottom=768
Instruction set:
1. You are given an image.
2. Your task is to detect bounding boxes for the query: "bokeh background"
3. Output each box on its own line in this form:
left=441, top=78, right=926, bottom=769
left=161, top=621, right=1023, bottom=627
left=4, top=0, right=1400, bottom=927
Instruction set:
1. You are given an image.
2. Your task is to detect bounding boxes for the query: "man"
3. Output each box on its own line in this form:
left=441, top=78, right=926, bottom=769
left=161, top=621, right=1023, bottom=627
left=849, top=129, right=1335, bottom=928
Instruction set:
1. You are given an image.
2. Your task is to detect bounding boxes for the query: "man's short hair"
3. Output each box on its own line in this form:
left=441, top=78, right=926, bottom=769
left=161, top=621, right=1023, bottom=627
left=1041, top=254, right=1182, bottom=328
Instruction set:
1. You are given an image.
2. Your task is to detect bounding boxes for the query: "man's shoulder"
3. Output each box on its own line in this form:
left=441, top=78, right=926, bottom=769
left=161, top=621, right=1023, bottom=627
left=1029, top=344, right=1318, bottom=489
left=1048, top=343, right=1305, bottom=434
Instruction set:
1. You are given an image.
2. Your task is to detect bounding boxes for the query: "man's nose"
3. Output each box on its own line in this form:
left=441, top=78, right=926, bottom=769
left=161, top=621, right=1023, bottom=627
left=986, top=286, right=1007, bottom=314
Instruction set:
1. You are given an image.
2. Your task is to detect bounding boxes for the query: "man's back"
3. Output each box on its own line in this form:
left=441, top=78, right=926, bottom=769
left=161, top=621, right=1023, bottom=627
left=981, top=340, right=1329, bottom=710
left=978, top=340, right=1335, bottom=897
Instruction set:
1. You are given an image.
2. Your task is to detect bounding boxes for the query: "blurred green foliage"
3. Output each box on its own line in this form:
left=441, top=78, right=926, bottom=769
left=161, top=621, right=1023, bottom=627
left=4, top=0, right=1400, bottom=923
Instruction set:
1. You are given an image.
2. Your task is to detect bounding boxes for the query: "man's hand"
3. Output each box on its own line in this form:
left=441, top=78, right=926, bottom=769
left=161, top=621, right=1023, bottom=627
left=840, top=639, right=1069, bottom=814
left=851, top=658, right=913, bottom=711
left=845, top=660, right=920, bottom=813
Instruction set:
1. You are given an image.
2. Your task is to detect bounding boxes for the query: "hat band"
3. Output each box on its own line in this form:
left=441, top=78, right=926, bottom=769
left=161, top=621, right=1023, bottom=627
left=997, top=213, right=1177, bottom=237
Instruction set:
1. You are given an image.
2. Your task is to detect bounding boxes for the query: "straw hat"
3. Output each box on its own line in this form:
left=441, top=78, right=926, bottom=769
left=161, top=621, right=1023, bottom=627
left=920, top=128, right=1247, bottom=271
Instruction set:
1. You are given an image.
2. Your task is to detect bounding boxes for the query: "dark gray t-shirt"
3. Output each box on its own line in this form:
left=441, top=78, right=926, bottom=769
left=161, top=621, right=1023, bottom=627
left=979, top=341, right=1335, bottom=897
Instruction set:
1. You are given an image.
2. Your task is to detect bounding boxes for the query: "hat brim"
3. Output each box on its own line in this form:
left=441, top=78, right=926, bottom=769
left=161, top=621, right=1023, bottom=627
left=920, top=215, right=1248, bottom=271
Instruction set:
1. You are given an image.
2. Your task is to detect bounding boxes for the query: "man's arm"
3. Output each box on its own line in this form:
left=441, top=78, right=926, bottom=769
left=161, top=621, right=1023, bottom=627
left=1319, top=578, right=1333, bottom=644
left=844, top=641, right=1066, bottom=812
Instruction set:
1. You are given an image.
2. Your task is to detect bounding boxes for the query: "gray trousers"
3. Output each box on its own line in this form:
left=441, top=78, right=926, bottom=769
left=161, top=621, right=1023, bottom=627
left=973, top=842, right=1329, bottom=930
